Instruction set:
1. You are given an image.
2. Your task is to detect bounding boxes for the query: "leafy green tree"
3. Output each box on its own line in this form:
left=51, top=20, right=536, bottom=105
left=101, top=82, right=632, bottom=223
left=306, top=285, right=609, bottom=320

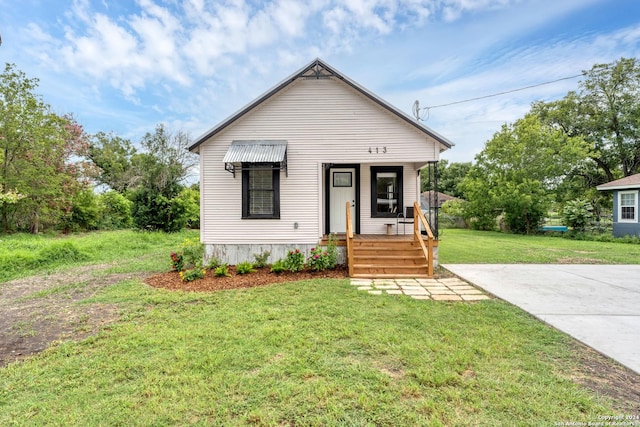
left=0, top=63, right=90, bottom=233
left=460, top=114, right=589, bottom=233
left=534, top=57, right=640, bottom=183
left=421, top=159, right=472, bottom=198
left=88, top=132, right=138, bottom=192
left=129, top=124, right=197, bottom=232
left=563, top=199, right=593, bottom=232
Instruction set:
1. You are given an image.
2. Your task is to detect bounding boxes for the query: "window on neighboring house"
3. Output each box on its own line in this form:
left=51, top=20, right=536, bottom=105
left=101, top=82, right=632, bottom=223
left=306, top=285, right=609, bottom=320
left=619, top=191, right=637, bottom=222
left=371, top=166, right=403, bottom=218
left=242, top=163, right=280, bottom=219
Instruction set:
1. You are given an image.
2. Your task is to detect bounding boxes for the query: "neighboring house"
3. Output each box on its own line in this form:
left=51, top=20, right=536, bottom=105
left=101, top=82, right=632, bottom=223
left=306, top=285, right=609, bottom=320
left=188, top=58, right=453, bottom=265
left=420, top=191, right=462, bottom=209
left=597, top=173, right=640, bottom=237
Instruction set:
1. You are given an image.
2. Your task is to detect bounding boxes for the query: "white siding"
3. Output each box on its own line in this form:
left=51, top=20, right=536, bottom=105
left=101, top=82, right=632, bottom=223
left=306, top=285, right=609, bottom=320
left=200, top=77, right=441, bottom=245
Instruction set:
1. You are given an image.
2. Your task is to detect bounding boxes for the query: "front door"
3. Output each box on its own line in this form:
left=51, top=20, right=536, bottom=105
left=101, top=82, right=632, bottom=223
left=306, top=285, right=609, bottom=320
left=329, top=168, right=356, bottom=233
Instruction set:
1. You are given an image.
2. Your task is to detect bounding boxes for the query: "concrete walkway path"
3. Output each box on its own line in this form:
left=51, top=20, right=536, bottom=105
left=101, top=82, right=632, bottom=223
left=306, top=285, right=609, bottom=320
left=443, top=264, right=640, bottom=375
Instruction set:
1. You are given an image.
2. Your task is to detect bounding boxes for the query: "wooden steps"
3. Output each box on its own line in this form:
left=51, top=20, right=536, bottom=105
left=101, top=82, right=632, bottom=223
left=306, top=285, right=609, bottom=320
left=350, top=238, right=431, bottom=278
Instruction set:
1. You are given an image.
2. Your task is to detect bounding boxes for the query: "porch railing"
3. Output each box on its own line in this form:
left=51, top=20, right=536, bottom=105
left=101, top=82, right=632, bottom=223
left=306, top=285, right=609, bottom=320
left=414, top=201, right=435, bottom=277
left=345, top=201, right=354, bottom=277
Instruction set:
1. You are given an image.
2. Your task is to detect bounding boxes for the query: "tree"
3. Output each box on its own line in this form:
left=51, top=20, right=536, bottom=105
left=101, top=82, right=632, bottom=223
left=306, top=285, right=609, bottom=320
left=88, top=132, right=138, bottom=192
left=422, top=159, right=472, bottom=197
left=460, top=114, right=588, bottom=233
left=534, top=57, right=640, bottom=183
left=129, top=124, right=197, bottom=232
left=0, top=63, right=90, bottom=233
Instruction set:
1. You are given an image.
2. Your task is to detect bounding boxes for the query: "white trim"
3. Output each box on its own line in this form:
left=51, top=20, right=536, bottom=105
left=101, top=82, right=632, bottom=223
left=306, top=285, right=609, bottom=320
left=618, top=190, right=638, bottom=223
left=598, top=184, right=640, bottom=191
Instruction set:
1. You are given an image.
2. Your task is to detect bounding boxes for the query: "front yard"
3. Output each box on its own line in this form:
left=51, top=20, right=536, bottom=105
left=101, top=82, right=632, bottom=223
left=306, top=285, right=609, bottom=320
left=0, top=229, right=638, bottom=425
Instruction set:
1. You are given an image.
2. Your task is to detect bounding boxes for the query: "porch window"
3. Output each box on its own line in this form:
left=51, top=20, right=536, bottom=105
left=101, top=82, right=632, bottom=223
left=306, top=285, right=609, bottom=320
left=242, top=163, right=280, bottom=219
left=619, top=191, right=637, bottom=222
left=371, top=166, right=403, bottom=218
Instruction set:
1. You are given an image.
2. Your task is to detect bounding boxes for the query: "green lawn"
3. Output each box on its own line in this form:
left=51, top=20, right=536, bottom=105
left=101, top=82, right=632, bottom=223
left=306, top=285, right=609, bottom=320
left=0, top=229, right=199, bottom=282
left=439, top=229, right=640, bottom=264
left=1, top=229, right=635, bottom=425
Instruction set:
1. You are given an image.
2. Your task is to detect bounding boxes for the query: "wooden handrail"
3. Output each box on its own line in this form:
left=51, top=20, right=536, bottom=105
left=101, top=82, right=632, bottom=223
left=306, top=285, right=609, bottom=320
left=413, top=201, right=434, bottom=277
left=345, top=201, right=354, bottom=277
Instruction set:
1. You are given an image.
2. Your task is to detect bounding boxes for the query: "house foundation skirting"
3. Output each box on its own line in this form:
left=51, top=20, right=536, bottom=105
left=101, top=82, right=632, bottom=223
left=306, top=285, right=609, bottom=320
left=204, top=243, right=346, bottom=266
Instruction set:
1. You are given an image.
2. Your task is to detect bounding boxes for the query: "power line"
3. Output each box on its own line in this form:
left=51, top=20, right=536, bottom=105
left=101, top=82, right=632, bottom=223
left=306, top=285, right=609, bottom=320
left=414, top=72, right=586, bottom=120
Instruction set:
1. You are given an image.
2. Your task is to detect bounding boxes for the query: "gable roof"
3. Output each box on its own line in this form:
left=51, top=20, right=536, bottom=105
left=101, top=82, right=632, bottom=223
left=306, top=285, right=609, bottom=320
left=188, top=58, right=454, bottom=152
left=596, top=173, right=640, bottom=191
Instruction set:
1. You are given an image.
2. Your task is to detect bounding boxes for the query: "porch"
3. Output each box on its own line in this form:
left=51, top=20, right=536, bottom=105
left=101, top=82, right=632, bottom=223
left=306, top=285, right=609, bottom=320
left=321, top=201, right=438, bottom=278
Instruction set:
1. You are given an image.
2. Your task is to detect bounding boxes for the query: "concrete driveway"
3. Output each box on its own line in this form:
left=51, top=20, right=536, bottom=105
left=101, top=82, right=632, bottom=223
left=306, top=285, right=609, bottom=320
left=442, top=264, right=640, bottom=375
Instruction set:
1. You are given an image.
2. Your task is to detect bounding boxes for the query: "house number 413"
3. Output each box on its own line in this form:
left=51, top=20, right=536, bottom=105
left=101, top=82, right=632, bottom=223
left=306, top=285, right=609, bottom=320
left=368, top=147, right=387, bottom=154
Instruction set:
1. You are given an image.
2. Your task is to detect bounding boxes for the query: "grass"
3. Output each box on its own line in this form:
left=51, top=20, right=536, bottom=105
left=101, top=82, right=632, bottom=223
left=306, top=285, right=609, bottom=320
left=1, top=229, right=636, bottom=425
left=0, top=229, right=199, bottom=283
left=439, top=228, right=640, bottom=264
left=0, top=280, right=611, bottom=425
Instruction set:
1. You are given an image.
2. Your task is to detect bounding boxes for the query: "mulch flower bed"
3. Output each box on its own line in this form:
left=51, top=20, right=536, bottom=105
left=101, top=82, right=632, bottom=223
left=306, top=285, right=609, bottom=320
left=145, top=265, right=349, bottom=292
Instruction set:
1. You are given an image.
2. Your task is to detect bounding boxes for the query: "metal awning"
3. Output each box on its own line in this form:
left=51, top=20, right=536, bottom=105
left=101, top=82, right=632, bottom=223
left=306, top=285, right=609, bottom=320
left=223, top=140, right=288, bottom=177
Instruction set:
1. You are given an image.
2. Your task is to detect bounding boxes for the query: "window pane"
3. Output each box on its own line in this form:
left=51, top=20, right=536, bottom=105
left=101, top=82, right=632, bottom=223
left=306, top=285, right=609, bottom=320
left=249, top=169, right=273, bottom=215
left=621, top=193, right=635, bottom=206
left=376, top=172, right=398, bottom=214
left=622, top=206, right=635, bottom=220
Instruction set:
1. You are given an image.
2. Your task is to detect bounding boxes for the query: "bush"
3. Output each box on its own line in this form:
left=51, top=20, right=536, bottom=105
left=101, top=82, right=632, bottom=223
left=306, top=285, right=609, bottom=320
left=206, top=256, right=221, bottom=270
left=563, top=199, right=593, bottom=232
left=253, top=250, right=271, bottom=268
left=236, top=261, right=255, bottom=275
left=98, top=191, right=133, bottom=230
left=270, top=259, right=286, bottom=274
left=307, top=247, right=332, bottom=271
left=62, top=189, right=100, bottom=232
left=180, top=238, right=204, bottom=268
left=179, top=267, right=205, bottom=282
left=170, top=252, right=184, bottom=272
left=214, top=264, right=230, bottom=277
left=131, top=190, right=188, bottom=232
left=284, top=249, right=305, bottom=272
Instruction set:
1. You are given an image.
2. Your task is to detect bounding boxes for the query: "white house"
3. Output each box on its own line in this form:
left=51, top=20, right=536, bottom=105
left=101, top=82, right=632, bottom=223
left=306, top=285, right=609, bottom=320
left=189, top=58, right=453, bottom=271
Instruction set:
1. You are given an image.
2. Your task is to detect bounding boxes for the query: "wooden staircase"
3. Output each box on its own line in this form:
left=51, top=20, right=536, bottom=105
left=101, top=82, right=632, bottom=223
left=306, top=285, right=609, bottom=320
left=345, top=201, right=436, bottom=279
left=350, top=238, right=431, bottom=278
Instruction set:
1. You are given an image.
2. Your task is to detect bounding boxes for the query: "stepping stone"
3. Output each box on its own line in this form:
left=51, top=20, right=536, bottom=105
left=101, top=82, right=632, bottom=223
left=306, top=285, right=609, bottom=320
left=431, top=294, right=463, bottom=301
left=403, top=288, right=429, bottom=296
left=415, top=279, right=439, bottom=285
left=428, top=290, right=456, bottom=295
left=399, top=285, right=424, bottom=290
left=357, top=286, right=373, bottom=291
left=456, top=289, right=484, bottom=295
left=350, top=279, right=372, bottom=286
left=395, top=279, right=419, bottom=285
left=461, top=295, right=491, bottom=301
left=375, top=284, right=399, bottom=290
left=368, top=290, right=383, bottom=295
left=410, top=295, right=430, bottom=300
left=386, top=290, right=404, bottom=295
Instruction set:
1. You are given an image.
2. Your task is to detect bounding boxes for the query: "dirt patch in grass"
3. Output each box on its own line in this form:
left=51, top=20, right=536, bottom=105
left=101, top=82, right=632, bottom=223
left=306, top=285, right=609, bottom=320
left=0, top=264, right=145, bottom=367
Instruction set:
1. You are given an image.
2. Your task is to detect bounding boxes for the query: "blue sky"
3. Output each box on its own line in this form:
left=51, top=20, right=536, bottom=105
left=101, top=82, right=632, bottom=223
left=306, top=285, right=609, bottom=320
left=1, top=0, right=639, bottom=162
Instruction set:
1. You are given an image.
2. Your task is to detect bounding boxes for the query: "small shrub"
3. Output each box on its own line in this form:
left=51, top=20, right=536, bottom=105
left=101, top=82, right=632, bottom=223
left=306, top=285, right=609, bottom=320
left=325, top=234, right=339, bottom=268
left=206, top=256, right=221, bottom=270
left=253, top=250, right=271, bottom=268
left=179, top=268, right=205, bottom=282
left=270, top=259, right=286, bottom=274
left=307, top=247, right=332, bottom=271
left=170, top=251, right=184, bottom=272
left=284, top=249, right=305, bottom=272
left=236, top=261, right=255, bottom=275
left=181, top=238, right=204, bottom=268
left=563, top=199, right=593, bottom=232
left=214, top=264, right=230, bottom=277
